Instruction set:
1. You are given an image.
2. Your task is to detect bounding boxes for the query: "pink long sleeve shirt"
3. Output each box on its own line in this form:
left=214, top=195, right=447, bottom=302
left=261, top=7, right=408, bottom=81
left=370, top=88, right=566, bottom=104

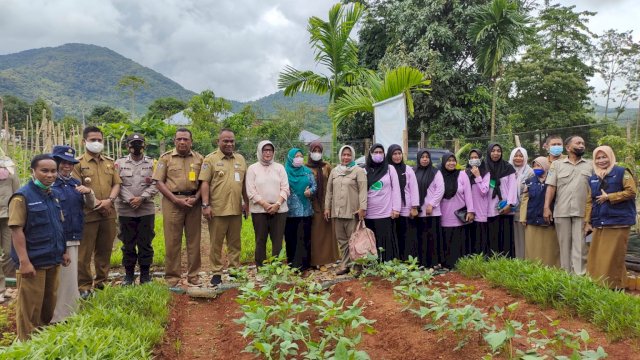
left=365, top=165, right=401, bottom=219
left=470, top=172, right=491, bottom=222
left=486, top=173, right=518, bottom=218
left=418, top=171, right=445, bottom=218
left=246, top=162, right=290, bottom=213
left=440, top=171, right=475, bottom=227
left=399, top=166, right=420, bottom=217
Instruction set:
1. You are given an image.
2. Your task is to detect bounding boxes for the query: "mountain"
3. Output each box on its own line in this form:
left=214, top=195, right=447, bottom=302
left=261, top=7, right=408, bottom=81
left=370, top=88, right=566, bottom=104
left=592, top=103, right=639, bottom=124
left=0, top=43, right=195, bottom=118
left=233, top=91, right=329, bottom=115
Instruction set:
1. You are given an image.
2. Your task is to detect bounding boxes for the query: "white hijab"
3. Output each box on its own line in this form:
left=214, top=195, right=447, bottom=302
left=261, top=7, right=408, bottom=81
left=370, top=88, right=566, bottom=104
left=256, top=140, right=275, bottom=166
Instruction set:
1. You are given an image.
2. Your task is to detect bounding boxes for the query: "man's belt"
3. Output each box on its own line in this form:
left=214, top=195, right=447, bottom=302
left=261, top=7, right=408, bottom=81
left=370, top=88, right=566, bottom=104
left=171, top=191, right=196, bottom=196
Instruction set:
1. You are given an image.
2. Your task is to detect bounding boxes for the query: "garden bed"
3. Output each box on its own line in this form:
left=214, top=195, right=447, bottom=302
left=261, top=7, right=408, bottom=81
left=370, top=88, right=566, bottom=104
left=155, top=259, right=638, bottom=359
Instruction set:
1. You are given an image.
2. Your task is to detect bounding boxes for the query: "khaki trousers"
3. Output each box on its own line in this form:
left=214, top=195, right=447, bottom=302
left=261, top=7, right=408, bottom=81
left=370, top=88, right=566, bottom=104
left=209, top=215, right=242, bottom=276
left=335, top=218, right=358, bottom=268
left=554, top=217, right=587, bottom=275
left=16, top=265, right=60, bottom=340
left=162, top=197, right=202, bottom=285
left=52, top=243, right=80, bottom=323
left=78, top=218, right=116, bottom=291
left=0, top=218, right=15, bottom=295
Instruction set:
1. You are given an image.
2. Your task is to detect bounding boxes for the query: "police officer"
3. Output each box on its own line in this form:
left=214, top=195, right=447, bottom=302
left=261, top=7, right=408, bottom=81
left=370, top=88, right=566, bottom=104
left=51, top=145, right=95, bottom=322
left=115, top=133, right=158, bottom=285
left=73, top=126, right=122, bottom=298
left=199, top=128, right=248, bottom=286
left=152, top=128, right=204, bottom=287
left=9, top=154, right=70, bottom=340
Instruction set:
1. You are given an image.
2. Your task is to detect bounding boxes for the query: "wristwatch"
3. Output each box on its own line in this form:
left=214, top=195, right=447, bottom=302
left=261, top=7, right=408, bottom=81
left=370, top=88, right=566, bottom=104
left=201, top=203, right=210, bottom=208
left=108, top=197, right=117, bottom=202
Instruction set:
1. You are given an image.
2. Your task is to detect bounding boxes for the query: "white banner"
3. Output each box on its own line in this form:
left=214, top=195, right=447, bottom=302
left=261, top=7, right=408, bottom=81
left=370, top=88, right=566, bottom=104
left=373, top=93, right=407, bottom=153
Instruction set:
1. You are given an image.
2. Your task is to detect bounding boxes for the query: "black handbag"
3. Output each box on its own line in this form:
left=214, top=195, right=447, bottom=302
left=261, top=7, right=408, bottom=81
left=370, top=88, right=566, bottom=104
left=455, top=206, right=472, bottom=224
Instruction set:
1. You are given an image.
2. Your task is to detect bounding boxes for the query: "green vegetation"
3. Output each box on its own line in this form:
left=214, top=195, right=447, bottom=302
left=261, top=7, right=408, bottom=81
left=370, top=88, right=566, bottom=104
left=457, top=255, right=640, bottom=340
left=0, top=304, right=15, bottom=347
left=0, top=281, right=171, bottom=359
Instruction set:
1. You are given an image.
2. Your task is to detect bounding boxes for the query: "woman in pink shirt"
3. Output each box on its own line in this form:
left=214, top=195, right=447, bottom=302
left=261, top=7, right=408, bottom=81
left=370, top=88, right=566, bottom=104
left=365, top=143, right=401, bottom=261
left=465, top=149, right=490, bottom=256
left=439, top=152, right=475, bottom=269
left=485, top=143, right=517, bottom=257
left=415, top=149, right=444, bottom=268
left=387, top=144, right=420, bottom=260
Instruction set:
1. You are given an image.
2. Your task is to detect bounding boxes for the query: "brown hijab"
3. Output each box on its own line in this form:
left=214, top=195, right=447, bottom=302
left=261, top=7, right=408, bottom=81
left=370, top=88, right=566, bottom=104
left=306, top=140, right=327, bottom=206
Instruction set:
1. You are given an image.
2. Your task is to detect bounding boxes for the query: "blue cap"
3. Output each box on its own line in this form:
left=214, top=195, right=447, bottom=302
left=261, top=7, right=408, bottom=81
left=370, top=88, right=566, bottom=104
left=52, top=145, right=79, bottom=164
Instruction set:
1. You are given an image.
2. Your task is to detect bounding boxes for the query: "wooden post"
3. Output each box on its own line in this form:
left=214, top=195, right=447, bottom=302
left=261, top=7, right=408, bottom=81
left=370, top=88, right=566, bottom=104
left=454, top=138, right=460, bottom=154
left=514, top=135, right=521, bottom=148
left=403, top=129, right=408, bottom=161
left=364, top=138, right=371, bottom=157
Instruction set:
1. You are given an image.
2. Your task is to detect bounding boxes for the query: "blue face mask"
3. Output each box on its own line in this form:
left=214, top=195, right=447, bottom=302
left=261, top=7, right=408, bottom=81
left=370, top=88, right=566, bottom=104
left=533, top=168, right=545, bottom=177
left=549, top=145, right=563, bottom=157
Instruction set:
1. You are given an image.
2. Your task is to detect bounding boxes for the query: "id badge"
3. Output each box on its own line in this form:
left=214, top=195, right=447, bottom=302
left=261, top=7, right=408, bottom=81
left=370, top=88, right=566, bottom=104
left=189, top=170, right=196, bottom=181
left=235, top=172, right=241, bottom=182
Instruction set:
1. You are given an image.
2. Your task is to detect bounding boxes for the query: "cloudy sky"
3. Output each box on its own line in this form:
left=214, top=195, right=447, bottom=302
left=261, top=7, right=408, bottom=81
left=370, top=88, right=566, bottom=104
left=1, top=0, right=638, bottom=103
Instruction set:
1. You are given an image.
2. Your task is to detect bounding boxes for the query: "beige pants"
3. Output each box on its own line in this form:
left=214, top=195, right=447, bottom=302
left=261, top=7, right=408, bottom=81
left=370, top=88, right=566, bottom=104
left=78, top=218, right=117, bottom=291
left=554, top=217, right=587, bottom=275
left=16, top=265, right=60, bottom=340
left=335, top=218, right=358, bottom=268
left=208, top=215, right=242, bottom=276
left=513, top=218, right=526, bottom=259
left=162, top=196, right=202, bottom=285
left=52, top=243, right=80, bottom=322
left=0, top=218, right=14, bottom=295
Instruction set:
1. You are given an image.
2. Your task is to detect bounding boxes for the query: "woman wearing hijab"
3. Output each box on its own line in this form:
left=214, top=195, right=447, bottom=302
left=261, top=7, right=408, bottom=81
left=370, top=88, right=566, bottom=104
left=509, top=147, right=534, bottom=259
left=465, top=149, right=490, bottom=256
left=284, top=148, right=317, bottom=271
left=585, top=146, right=636, bottom=289
left=306, top=141, right=339, bottom=270
left=519, top=157, right=560, bottom=267
left=439, top=153, right=475, bottom=269
left=415, top=149, right=444, bottom=268
left=387, top=144, right=420, bottom=260
left=246, top=141, right=290, bottom=267
left=365, top=143, right=401, bottom=261
left=486, top=143, right=518, bottom=257
left=324, top=145, right=367, bottom=275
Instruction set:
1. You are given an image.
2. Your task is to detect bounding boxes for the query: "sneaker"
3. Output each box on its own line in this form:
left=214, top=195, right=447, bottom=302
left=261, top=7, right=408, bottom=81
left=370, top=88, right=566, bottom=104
left=140, top=273, right=151, bottom=284
left=188, top=277, right=202, bottom=286
left=210, top=274, right=222, bottom=286
left=94, top=283, right=105, bottom=291
left=80, top=290, right=93, bottom=300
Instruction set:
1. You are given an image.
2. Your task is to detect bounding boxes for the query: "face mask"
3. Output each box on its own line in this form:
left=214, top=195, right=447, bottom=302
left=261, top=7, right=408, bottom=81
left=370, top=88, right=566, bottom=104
left=86, top=141, right=104, bottom=154
left=372, top=154, right=384, bottom=163
left=292, top=157, right=304, bottom=167
left=310, top=152, right=322, bottom=161
left=33, top=178, right=49, bottom=190
left=533, top=168, right=545, bottom=177
left=468, top=159, right=481, bottom=167
left=574, top=148, right=585, bottom=157
left=549, top=145, right=563, bottom=157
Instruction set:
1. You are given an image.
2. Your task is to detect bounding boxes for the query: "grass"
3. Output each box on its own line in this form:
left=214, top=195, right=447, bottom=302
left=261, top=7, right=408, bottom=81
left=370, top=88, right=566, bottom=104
left=456, top=254, right=640, bottom=340
left=0, top=281, right=171, bottom=359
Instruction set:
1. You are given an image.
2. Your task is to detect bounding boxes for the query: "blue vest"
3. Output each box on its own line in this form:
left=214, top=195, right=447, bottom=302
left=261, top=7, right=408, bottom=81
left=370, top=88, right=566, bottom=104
left=10, top=181, right=65, bottom=268
left=589, top=166, right=636, bottom=227
left=525, top=176, right=550, bottom=226
left=51, top=177, right=85, bottom=241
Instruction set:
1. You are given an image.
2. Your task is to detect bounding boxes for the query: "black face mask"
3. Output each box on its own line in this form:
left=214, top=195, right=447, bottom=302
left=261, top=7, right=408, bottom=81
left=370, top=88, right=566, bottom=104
left=574, top=148, right=585, bottom=157
left=131, top=143, right=144, bottom=155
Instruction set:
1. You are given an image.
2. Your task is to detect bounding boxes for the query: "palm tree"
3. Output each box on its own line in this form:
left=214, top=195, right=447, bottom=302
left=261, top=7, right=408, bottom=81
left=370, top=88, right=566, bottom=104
left=117, top=75, right=148, bottom=121
left=468, top=0, right=531, bottom=141
left=278, top=2, right=364, bottom=156
left=331, top=66, right=431, bottom=126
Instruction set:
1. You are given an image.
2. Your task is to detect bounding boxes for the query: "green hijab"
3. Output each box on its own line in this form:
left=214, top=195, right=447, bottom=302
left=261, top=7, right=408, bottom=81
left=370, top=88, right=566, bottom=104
left=285, top=148, right=312, bottom=198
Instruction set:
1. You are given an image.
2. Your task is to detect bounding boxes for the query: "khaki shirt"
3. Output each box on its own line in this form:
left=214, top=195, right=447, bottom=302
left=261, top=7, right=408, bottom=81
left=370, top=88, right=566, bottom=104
left=325, top=166, right=368, bottom=219
left=0, top=172, right=20, bottom=218
left=198, top=150, right=246, bottom=216
left=545, top=157, right=592, bottom=217
left=152, top=149, right=203, bottom=193
left=115, top=155, right=158, bottom=217
left=72, top=152, right=122, bottom=222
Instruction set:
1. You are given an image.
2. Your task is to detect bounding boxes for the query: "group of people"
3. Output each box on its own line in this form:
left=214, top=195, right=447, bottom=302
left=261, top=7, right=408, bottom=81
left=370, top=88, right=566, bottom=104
left=6, top=126, right=637, bottom=341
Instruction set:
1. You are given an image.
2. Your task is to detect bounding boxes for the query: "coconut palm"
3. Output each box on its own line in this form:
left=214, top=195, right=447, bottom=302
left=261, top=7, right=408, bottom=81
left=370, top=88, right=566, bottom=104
left=468, top=0, right=531, bottom=140
left=278, top=2, right=364, bottom=156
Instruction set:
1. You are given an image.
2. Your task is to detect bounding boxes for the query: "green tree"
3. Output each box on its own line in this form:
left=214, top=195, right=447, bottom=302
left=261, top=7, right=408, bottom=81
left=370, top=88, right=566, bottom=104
left=184, top=90, right=232, bottom=155
left=145, top=97, right=187, bottom=120
left=31, top=98, right=54, bottom=123
left=0, top=95, right=30, bottom=128
left=88, top=105, right=129, bottom=124
left=117, top=75, right=148, bottom=120
left=468, top=0, right=532, bottom=141
left=278, top=2, right=365, bottom=156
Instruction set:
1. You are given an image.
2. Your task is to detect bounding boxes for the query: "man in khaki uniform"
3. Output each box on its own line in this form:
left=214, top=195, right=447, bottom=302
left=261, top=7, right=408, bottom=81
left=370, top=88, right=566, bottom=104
left=153, top=128, right=204, bottom=287
left=73, top=126, right=121, bottom=297
left=544, top=135, right=592, bottom=275
left=199, top=128, right=248, bottom=286
left=0, top=156, right=20, bottom=303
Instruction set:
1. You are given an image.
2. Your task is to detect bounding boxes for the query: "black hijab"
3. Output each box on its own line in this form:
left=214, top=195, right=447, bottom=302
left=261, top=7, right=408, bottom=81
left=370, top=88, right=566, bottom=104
left=465, top=148, right=489, bottom=185
left=414, top=149, right=438, bottom=207
left=386, top=144, right=407, bottom=206
left=366, top=143, right=389, bottom=189
left=486, top=143, right=516, bottom=199
left=440, top=152, right=459, bottom=200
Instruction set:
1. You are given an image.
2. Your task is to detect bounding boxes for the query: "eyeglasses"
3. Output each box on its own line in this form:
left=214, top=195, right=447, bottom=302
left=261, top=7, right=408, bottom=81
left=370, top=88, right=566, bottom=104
left=262, top=149, right=274, bottom=153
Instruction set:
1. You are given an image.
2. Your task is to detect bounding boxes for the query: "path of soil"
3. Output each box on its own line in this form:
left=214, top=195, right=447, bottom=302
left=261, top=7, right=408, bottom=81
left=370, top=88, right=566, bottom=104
left=154, top=271, right=639, bottom=360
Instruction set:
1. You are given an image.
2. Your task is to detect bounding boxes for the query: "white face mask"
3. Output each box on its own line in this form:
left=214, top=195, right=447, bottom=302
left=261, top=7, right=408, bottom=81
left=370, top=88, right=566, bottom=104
left=468, top=159, right=481, bottom=167
left=310, top=152, right=323, bottom=161
left=86, top=141, right=104, bottom=154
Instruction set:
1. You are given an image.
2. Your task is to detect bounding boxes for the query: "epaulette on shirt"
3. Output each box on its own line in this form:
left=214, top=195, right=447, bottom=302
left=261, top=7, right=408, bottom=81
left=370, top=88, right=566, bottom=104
left=160, top=150, right=173, bottom=158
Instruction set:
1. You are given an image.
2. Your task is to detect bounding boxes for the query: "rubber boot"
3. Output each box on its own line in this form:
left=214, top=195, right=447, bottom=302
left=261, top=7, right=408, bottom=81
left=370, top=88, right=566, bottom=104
left=139, top=265, right=151, bottom=284
left=123, top=267, right=135, bottom=286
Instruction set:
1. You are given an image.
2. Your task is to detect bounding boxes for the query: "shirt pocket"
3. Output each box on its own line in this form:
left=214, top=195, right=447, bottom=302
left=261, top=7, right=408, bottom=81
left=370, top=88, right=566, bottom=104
left=556, top=168, right=572, bottom=187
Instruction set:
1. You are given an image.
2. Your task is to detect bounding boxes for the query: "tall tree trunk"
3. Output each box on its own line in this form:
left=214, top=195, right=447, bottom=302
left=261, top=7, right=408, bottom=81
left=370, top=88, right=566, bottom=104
left=491, top=79, right=498, bottom=141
